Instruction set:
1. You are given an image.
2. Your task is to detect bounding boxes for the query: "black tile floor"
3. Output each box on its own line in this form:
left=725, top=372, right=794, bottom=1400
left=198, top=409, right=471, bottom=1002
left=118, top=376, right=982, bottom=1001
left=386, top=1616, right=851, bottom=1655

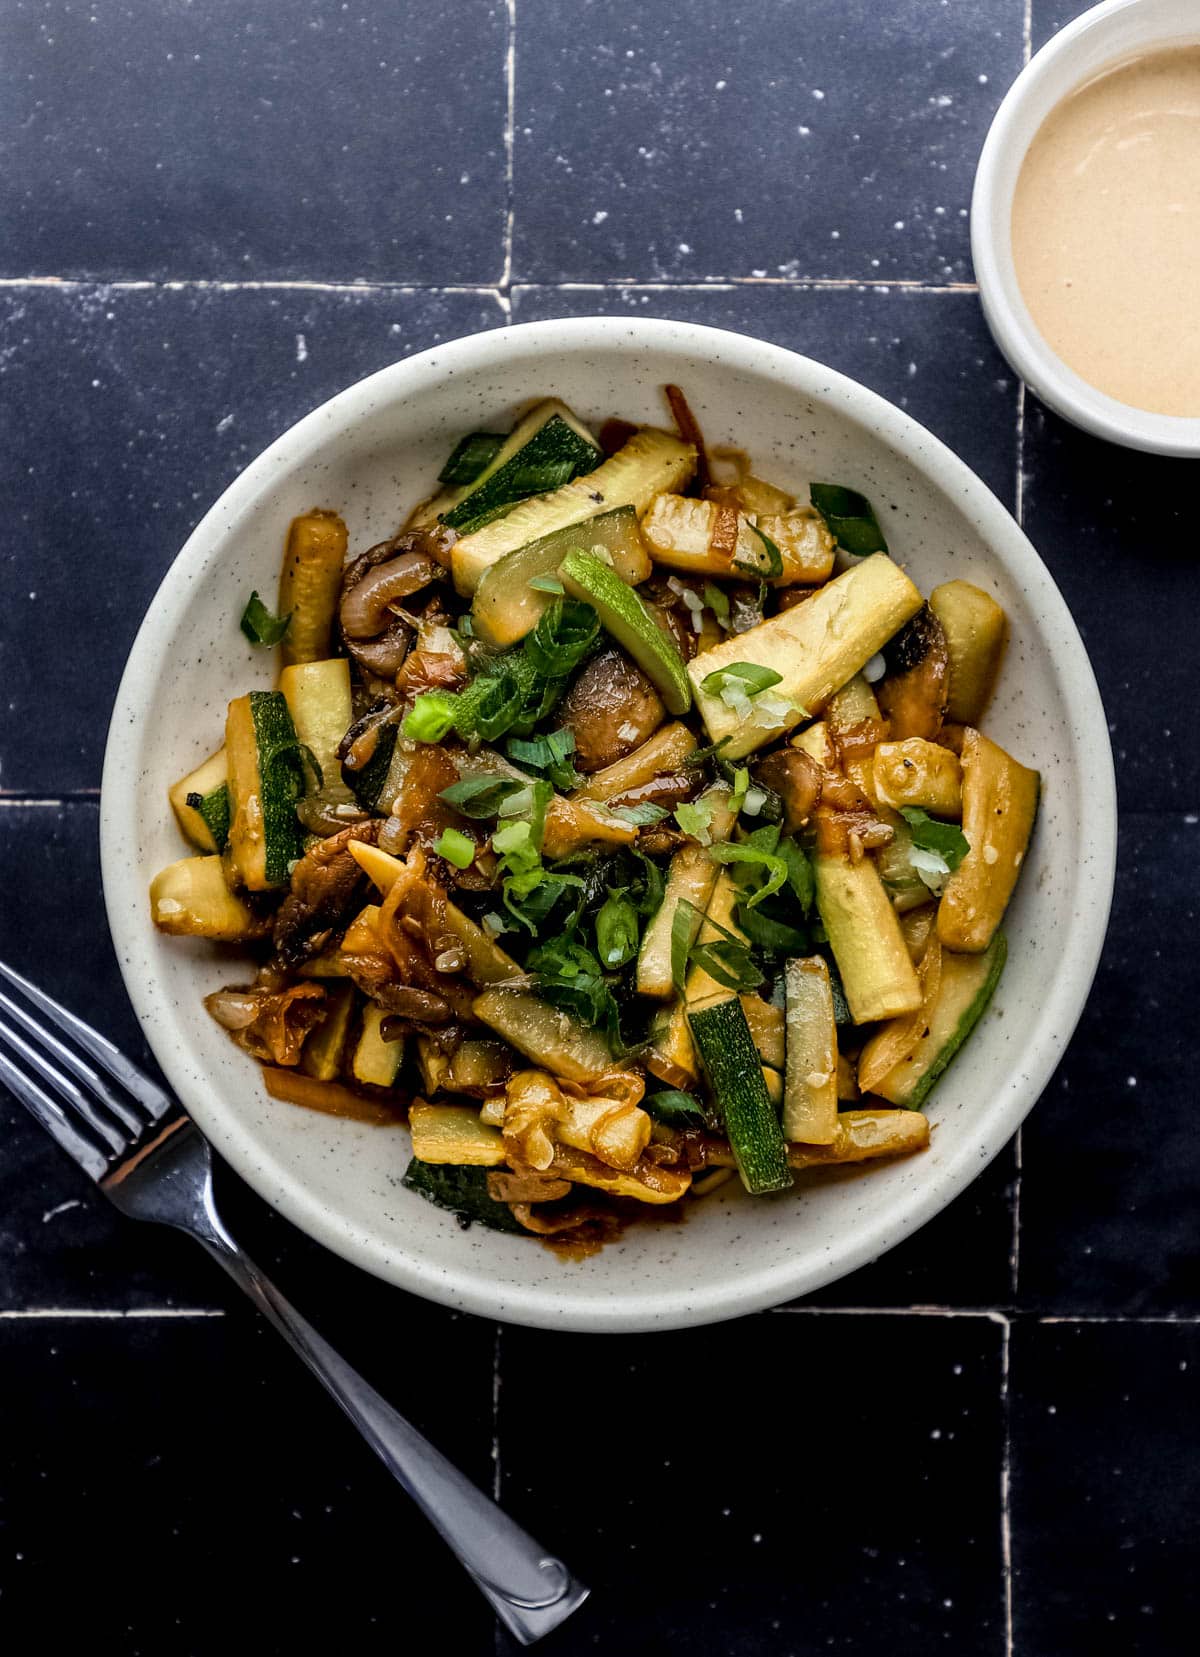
left=1, top=1, right=1196, bottom=1652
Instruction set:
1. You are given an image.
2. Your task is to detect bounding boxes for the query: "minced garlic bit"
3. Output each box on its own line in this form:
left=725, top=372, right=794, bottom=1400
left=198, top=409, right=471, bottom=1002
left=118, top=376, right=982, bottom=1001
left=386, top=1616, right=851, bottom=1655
left=983, top=844, right=999, bottom=865
left=155, top=898, right=183, bottom=917
left=862, top=651, right=887, bottom=683
left=806, top=1070, right=831, bottom=1089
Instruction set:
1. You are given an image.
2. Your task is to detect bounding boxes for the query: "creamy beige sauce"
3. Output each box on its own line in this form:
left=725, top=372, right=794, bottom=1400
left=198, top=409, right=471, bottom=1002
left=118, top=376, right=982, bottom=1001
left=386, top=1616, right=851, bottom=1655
left=1011, top=46, right=1200, bottom=416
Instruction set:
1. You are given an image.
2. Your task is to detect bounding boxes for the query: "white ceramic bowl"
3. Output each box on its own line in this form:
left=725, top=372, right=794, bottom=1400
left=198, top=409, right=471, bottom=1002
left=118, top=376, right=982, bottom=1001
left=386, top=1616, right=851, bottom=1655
left=972, top=0, right=1200, bottom=456
left=101, top=317, right=1116, bottom=1332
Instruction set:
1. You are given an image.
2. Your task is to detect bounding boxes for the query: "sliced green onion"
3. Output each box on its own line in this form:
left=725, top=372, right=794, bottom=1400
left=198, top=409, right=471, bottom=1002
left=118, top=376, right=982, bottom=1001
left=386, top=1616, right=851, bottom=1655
left=404, top=692, right=458, bottom=743
left=438, top=777, right=526, bottom=818
left=595, top=888, right=640, bottom=968
left=700, top=662, right=784, bottom=697
left=809, top=483, right=889, bottom=555
left=239, top=591, right=292, bottom=647
left=433, top=827, right=476, bottom=869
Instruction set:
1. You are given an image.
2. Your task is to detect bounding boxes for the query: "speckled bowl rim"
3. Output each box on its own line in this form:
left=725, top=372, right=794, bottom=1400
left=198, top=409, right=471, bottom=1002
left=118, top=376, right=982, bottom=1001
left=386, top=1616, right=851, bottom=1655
left=971, top=0, right=1200, bottom=456
left=100, top=316, right=1116, bottom=1331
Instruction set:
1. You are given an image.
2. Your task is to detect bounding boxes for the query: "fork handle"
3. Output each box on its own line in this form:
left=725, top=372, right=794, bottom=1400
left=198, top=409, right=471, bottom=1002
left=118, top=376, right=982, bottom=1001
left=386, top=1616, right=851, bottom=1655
left=197, top=1236, right=587, bottom=1645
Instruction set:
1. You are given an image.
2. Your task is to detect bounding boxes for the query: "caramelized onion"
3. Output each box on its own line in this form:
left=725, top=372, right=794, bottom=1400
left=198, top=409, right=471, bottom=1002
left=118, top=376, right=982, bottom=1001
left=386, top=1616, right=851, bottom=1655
left=344, top=618, right=412, bottom=677
left=340, top=553, right=442, bottom=639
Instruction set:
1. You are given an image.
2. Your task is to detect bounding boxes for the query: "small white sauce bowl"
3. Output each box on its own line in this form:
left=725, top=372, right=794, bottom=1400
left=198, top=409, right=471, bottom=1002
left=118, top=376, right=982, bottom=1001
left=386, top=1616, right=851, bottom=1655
left=972, top=0, right=1200, bottom=456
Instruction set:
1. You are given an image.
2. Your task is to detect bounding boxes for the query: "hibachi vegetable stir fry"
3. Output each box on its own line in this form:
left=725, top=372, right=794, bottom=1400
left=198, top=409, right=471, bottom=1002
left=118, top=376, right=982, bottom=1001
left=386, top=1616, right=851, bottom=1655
left=152, top=391, right=1038, bottom=1252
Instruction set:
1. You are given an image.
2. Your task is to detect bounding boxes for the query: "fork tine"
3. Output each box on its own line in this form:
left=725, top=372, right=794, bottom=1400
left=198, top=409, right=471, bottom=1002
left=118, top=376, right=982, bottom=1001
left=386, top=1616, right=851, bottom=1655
left=0, top=1046, right=111, bottom=1181
left=0, top=959, right=174, bottom=1121
left=0, top=1017, right=129, bottom=1156
left=0, top=986, right=143, bottom=1137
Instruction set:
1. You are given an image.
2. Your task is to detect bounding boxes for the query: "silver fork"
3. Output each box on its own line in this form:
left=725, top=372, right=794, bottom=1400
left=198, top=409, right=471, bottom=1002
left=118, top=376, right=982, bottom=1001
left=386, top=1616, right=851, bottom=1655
left=0, top=958, right=588, bottom=1646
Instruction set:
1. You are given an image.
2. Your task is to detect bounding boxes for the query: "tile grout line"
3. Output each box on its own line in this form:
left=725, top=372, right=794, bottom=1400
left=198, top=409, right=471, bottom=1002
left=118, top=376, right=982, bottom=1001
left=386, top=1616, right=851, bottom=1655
left=0, top=274, right=979, bottom=296
left=0, top=276, right=510, bottom=296
left=491, top=1325, right=504, bottom=1657
left=2, top=1306, right=1195, bottom=1324
left=0, top=1307, right=224, bottom=1319
left=491, top=1322, right=503, bottom=1502
left=1037, top=1313, right=1200, bottom=1326
left=771, top=1304, right=1012, bottom=1322
left=500, top=0, right=517, bottom=292
left=0, top=794, right=100, bottom=806
left=1000, top=1317, right=1015, bottom=1657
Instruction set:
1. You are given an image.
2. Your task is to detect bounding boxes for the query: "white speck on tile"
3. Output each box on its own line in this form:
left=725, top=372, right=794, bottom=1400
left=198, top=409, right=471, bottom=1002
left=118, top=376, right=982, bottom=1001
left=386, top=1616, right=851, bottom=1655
left=812, top=88, right=825, bottom=100
left=930, top=1427, right=942, bottom=1439
left=907, top=361, right=917, bottom=377
left=459, top=172, right=470, bottom=185
left=1126, top=1075, right=1137, bottom=1087
left=216, top=413, right=234, bottom=434
left=677, top=242, right=691, bottom=255
left=592, top=209, right=608, bottom=225
left=979, top=73, right=989, bottom=84
left=893, top=220, right=905, bottom=230
left=41, top=1199, right=82, bottom=1223
left=715, top=79, right=726, bottom=90
left=295, top=334, right=308, bottom=363
left=734, top=207, right=744, bottom=222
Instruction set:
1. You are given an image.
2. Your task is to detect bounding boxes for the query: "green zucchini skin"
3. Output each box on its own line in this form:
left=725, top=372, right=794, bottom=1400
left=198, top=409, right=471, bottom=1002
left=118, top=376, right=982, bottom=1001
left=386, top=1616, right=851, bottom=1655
left=876, top=933, right=1008, bottom=1110
left=438, top=431, right=505, bottom=487
left=185, top=782, right=231, bottom=854
left=248, top=690, right=306, bottom=885
left=344, top=721, right=400, bottom=813
left=688, top=998, right=793, bottom=1196
left=402, top=1159, right=525, bottom=1233
left=442, top=415, right=601, bottom=534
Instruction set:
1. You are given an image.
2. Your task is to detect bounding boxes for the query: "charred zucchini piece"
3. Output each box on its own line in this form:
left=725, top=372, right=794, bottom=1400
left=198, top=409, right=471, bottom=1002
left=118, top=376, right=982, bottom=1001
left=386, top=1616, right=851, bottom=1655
left=442, top=402, right=602, bottom=534
left=279, top=659, right=354, bottom=799
left=873, top=934, right=1006, bottom=1109
left=783, top=957, right=839, bottom=1144
left=929, top=580, right=1007, bottom=724
left=149, top=855, right=268, bottom=940
left=472, top=989, right=619, bottom=1083
left=225, top=691, right=306, bottom=890
left=814, top=849, right=922, bottom=1024
left=937, top=731, right=1039, bottom=953
left=300, top=982, right=356, bottom=1082
left=351, top=1003, right=405, bottom=1087
left=452, top=428, right=696, bottom=594
left=408, top=1101, right=506, bottom=1166
left=688, top=555, right=924, bottom=758
left=874, top=738, right=963, bottom=819
left=402, top=1159, right=525, bottom=1233
left=169, top=747, right=230, bottom=854
left=278, top=509, right=348, bottom=666
left=472, top=504, right=652, bottom=648
left=687, top=996, right=793, bottom=1196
